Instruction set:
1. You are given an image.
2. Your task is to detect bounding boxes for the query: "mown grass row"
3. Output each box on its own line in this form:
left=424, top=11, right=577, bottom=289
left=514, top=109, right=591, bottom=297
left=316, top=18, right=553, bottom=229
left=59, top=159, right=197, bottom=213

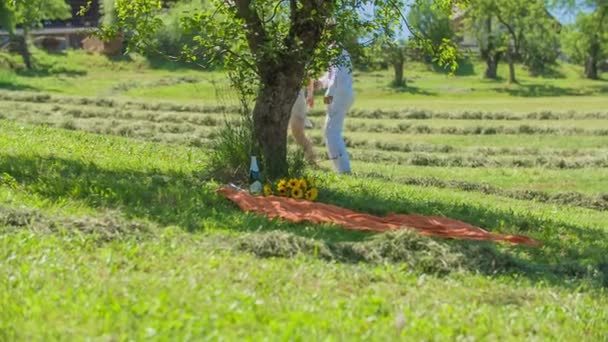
left=353, top=173, right=608, bottom=212
left=340, top=122, right=608, bottom=136
left=324, top=108, right=608, bottom=120
left=0, top=91, right=236, bottom=114
left=0, top=101, right=223, bottom=127
left=4, top=98, right=608, bottom=138
left=344, top=139, right=606, bottom=158
left=2, top=89, right=608, bottom=121
left=2, top=108, right=607, bottom=170
left=345, top=149, right=608, bottom=169
left=6, top=101, right=608, bottom=158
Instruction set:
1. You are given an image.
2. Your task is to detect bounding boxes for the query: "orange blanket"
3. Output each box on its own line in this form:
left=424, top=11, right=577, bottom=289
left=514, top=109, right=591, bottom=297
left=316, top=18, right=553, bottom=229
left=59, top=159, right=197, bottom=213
left=218, top=186, right=541, bottom=246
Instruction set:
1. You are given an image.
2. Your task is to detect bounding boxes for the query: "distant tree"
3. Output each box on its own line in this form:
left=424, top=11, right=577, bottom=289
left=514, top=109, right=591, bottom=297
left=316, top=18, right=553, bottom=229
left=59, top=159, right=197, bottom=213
left=464, top=0, right=559, bottom=83
left=464, top=1, right=505, bottom=79
left=0, top=0, right=71, bottom=69
left=553, top=0, right=608, bottom=79
left=382, top=40, right=408, bottom=87
left=520, top=18, right=561, bottom=76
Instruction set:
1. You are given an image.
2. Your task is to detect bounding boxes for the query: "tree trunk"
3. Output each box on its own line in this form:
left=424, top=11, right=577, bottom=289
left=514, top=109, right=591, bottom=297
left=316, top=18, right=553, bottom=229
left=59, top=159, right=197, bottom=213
left=10, top=29, right=32, bottom=70
left=585, top=57, right=598, bottom=80
left=393, top=60, right=405, bottom=87
left=252, top=72, right=302, bottom=179
left=484, top=53, right=500, bottom=79
left=481, top=17, right=499, bottom=79
left=584, top=41, right=600, bottom=80
left=507, top=50, right=517, bottom=84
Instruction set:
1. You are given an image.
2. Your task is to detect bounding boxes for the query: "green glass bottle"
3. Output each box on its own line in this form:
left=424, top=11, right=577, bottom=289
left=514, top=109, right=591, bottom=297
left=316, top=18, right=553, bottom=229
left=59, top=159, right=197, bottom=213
left=249, top=156, right=262, bottom=195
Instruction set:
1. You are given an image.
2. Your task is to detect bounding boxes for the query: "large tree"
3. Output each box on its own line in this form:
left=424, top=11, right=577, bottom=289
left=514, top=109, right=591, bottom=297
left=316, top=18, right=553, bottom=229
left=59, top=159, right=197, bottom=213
left=107, top=0, right=465, bottom=177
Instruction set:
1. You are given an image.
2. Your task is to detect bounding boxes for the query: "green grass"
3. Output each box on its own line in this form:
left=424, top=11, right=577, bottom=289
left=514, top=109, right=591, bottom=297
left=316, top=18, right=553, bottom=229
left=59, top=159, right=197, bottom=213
left=2, top=120, right=608, bottom=339
left=1, top=50, right=608, bottom=339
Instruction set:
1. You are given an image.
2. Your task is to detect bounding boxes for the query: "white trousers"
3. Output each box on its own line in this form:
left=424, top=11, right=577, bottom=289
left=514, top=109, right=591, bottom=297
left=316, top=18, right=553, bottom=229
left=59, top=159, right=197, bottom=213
left=324, top=91, right=353, bottom=174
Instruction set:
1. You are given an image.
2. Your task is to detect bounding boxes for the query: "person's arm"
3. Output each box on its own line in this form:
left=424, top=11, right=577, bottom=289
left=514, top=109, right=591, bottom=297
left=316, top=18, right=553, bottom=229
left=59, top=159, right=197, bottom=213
left=324, top=67, right=336, bottom=105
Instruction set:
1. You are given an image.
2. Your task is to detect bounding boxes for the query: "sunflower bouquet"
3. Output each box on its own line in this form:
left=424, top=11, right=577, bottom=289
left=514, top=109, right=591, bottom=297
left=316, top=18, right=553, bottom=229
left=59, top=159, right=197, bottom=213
left=263, top=176, right=318, bottom=201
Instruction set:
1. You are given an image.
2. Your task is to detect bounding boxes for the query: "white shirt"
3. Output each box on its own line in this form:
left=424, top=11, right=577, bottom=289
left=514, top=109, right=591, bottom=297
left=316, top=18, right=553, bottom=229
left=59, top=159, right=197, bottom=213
left=320, top=49, right=354, bottom=98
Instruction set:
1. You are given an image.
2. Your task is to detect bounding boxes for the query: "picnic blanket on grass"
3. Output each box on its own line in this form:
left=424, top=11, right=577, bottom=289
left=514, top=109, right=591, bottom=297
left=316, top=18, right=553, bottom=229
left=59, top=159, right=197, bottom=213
left=218, top=186, right=540, bottom=246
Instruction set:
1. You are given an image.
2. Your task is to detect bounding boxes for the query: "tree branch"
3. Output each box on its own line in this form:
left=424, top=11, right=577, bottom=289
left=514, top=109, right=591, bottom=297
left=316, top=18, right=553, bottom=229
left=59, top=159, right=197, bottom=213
left=263, top=0, right=287, bottom=23
left=233, top=0, right=268, bottom=57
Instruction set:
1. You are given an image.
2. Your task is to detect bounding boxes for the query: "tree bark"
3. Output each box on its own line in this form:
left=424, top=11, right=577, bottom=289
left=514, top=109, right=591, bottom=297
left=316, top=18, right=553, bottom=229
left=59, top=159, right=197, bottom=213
left=252, top=71, right=302, bottom=179
left=481, top=17, right=500, bottom=79
left=20, top=28, right=32, bottom=70
left=9, top=32, right=32, bottom=70
left=584, top=41, right=600, bottom=80
left=393, top=60, right=405, bottom=87
left=507, top=50, right=517, bottom=84
left=484, top=53, right=500, bottom=79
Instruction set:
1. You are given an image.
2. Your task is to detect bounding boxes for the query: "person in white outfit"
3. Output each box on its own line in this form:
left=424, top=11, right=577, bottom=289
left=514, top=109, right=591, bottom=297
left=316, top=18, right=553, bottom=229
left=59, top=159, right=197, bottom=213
left=319, top=47, right=354, bottom=174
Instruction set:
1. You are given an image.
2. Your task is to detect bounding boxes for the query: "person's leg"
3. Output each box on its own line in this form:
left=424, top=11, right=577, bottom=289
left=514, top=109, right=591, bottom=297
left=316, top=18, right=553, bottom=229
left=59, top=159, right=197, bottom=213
left=290, top=91, right=316, bottom=164
left=324, top=95, right=352, bottom=174
left=290, top=115, right=316, bottom=164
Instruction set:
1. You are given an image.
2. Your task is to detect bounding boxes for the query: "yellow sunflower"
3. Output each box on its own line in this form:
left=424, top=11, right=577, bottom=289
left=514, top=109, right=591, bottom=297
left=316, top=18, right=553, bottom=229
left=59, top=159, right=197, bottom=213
left=291, top=186, right=304, bottom=199
left=288, top=178, right=300, bottom=189
left=263, top=184, right=273, bottom=196
left=298, top=178, right=308, bottom=190
left=305, top=187, right=318, bottom=201
left=277, top=179, right=287, bottom=189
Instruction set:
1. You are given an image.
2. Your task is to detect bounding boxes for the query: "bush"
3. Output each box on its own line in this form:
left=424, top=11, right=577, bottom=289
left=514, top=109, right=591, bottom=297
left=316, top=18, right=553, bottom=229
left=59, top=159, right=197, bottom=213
left=207, top=111, right=256, bottom=182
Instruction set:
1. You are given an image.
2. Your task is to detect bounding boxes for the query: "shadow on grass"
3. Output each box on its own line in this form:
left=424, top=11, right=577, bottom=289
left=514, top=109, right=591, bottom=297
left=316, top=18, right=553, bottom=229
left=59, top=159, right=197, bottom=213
left=390, top=84, right=438, bottom=96
left=1, top=154, right=606, bottom=287
left=0, top=81, right=38, bottom=91
left=591, top=85, right=608, bottom=93
left=530, top=66, right=567, bottom=79
left=493, top=84, right=591, bottom=97
left=0, top=155, right=368, bottom=244
left=16, top=65, right=87, bottom=78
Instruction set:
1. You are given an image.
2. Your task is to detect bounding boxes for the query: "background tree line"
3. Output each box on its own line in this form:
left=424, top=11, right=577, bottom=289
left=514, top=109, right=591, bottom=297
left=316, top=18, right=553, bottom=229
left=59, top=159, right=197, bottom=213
left=357, top=0, right=607, bottom=85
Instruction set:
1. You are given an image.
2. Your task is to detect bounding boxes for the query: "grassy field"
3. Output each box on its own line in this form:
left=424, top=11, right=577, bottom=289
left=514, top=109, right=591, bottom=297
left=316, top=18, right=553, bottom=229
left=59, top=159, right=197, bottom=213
left=1, top=50, right=608, bottom=340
